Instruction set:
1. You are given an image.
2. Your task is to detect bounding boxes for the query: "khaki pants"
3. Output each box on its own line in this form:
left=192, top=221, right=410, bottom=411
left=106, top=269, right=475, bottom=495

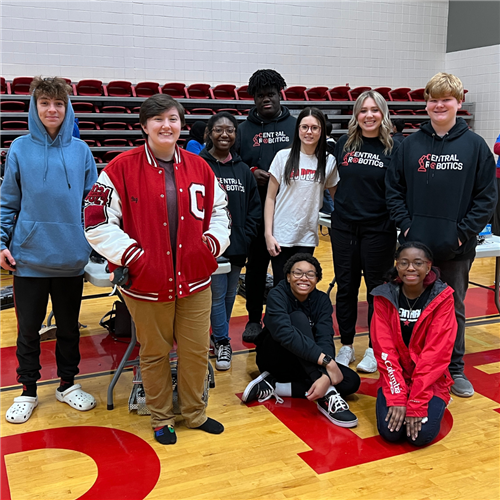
left=124, top=288, right=211, bottom=429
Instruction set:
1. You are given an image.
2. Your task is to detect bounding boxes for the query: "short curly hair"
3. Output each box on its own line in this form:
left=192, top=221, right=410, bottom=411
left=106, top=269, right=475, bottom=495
left=247, top=69, right=287, bottom=96
left=283, top=253, right=322, bottom=282
left=30, top=76, right=72, bottom=106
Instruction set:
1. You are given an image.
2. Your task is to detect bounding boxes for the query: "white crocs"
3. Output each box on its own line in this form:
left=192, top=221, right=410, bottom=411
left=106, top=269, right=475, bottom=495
left=55, top=384, right=96, bottom=411
left=5, top=396, right=38, bottom=424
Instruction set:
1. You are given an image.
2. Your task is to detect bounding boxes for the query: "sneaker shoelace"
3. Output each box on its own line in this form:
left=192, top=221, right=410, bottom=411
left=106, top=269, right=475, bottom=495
left=257, top=380, right=284, bottom=404
left=326, top=390, right=349, bottom=414
left=217, top=344, right=232, bottom=363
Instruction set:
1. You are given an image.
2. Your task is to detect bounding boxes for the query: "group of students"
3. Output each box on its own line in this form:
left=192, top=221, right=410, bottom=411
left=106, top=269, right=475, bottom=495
left=1, top=69, right=497, bottom=448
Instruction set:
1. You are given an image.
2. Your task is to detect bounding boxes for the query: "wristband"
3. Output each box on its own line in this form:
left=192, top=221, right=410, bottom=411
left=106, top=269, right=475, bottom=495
left=250, top=166, right=258, bottom=173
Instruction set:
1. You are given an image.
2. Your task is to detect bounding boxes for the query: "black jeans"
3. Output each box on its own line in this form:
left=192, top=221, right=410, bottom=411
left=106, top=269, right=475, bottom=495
left=14, top=275, right=84, bottom=385
left=271, top=246, right=315, bottom=286
left=256, top=311, right=360, bottom=398
left=435, top=257, right=473, bottom=376
left=330, top=212, right=396, bottom=346
left=376, top=388, right=446, bottom=447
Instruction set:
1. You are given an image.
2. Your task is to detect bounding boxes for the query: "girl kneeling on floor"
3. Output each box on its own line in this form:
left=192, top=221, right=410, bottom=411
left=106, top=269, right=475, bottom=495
left=242, top=253, right=360, bottom=428
left=371, top=242, right=457, bottom=446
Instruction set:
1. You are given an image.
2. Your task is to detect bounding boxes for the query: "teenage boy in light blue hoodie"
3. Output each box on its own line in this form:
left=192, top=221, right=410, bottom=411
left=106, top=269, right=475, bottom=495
left=1, top=77, right=98, bottom=423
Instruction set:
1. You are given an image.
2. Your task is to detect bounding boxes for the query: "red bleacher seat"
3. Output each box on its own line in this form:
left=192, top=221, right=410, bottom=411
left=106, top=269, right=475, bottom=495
left=463, top=89, right=468, bottom=101
left=414, top=109, right=428, bottom=115
left=83, top=139, right=101, bottom=147
left=103, top=138, right=132, bottom=147
left=388, top=87, right=411, bottom=101
left=1, top=101, right=25, bottom=112
left=11, top=77, right=33, bottom=95
left=135, top=82, right=161, bottom=97
left=103, top=150, right=124, bottom=163
left=212, top=84, right=237, bottom=100
left=75, top=79, right=104, bottom=96
left=132, top=123, right=142, bottom=130
left=305, top=87, right=330, bottom=101
left=78, top=121, right=100, bottom=130
left=408, top=88, right=425, bottom=101
left=105, top=80, right=136, bottom=97
left=132, top=107, right=141, bottom=114
left=134, top=138, right=146, bottom=146
left=1, top=77, right=11, bottom=94
left=235, top=85, right=252, bottom=100
left=102, top=122, right=133, bottom=130
left=190, top=108, right=215, bottom=115
left=101, top=106, right=131, bottom=114
left=457, top=109, right=471, bottom=116
left=348, top=86, right=372, bottom=101
left=216, top=108, right=241, bottom=116
left=374, top=87, right=392, bottom=100
left=2, top=140, right=13, bottom=148
left=2, top=121, right=28, bottom=130
left=161, top=82, right=186, bottom=98
left=283, top=86, right=307, bottom=101
left=327, top=85, right=350, bottom=101
left=186, top=83, right=213, bottom=99
left=72, top=102, right=99, bottom=113
left=393, top=109, right=415, bottom=115
left=177, top=138, right=186, bottom=147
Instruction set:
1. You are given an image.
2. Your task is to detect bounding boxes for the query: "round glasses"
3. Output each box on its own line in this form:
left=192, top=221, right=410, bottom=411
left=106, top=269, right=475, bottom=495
left=291, top=270, right=318, bottom=280
left=299, top=124, right=321, bottom=133
left=212, top=127, right=235, bottom=135
left=396, top=260, right=429, bottom=270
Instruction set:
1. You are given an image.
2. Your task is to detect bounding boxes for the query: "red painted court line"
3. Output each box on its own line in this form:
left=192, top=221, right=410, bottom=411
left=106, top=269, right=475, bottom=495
left=1, top=288, right=497, bottom=388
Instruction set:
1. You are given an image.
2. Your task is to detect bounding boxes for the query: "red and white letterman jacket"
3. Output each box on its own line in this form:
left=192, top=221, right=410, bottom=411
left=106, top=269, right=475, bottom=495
left=84, top=143, right=231, bottom=302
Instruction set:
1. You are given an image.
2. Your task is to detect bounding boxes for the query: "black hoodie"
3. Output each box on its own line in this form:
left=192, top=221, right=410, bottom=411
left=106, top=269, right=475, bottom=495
left=386, top=118, right=497, bottom=261
left=235, top=106, right=296, bottom=174
left=200, top=148, right=261, bottom=267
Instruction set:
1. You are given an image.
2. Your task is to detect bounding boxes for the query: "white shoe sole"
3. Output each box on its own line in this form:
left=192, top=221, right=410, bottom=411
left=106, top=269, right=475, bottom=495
left=356, top=361, right=377, bottom=373
left=242, top=371, right=270, bottom=403
left=317, top=404, right=358, bottom=428
left=6, top=396, right=38, bottom=424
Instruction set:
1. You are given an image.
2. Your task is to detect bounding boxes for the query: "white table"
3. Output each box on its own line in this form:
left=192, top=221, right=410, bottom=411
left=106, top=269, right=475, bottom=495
left=319, top=215, right=500, bottom=313
left=84, top=260, right=231, bottom=410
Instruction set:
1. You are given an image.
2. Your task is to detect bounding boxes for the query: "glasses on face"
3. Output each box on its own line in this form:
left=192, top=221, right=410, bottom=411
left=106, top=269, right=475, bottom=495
left=212, top=127, right=235, bottom=135
left=291, top=269, right=318, bottom=280
left=396, top=259, right=429, bottom=270
left=299, top=124, right=321, bottom=133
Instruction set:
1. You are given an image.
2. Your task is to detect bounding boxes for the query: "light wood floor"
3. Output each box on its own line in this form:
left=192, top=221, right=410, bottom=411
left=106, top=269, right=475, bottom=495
left=1, top=233, right=499, bottom=500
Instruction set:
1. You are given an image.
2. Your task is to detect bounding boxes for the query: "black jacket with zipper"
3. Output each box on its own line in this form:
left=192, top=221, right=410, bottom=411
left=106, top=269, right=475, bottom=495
left=386, top=118, right=497, bottom=261
left=200, top=148, right=261, bottom=267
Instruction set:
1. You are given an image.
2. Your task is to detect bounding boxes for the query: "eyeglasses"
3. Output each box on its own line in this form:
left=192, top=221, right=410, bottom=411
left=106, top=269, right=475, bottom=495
left=212, top=127, right=235, bottom=135
left=299, top=124, right=321, bottom=133
left=291, top=270, right=318, bottom=279
left=396, top=260, right=430, bottom=269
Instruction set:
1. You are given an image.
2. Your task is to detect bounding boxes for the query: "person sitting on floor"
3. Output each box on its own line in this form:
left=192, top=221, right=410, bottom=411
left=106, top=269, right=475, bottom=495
left=242, top=253, right=360, bottom=428
left=371, top=242, right=457, bottom=446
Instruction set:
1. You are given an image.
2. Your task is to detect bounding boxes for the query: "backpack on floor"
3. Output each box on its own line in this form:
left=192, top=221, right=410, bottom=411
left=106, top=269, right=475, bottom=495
left=100, top=300, right=132, bottom=338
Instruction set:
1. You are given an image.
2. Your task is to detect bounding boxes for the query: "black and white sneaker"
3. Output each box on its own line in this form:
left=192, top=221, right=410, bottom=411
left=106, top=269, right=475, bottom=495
left=212, top=339, right=232, bottom=371
left=242, top=371, right=283, bottom=404
left=317, top=388, right=358, bottom=428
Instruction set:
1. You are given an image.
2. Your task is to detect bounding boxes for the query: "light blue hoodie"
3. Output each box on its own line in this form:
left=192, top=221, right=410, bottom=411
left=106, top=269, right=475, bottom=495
left=0, top=97, right=98, bottom=277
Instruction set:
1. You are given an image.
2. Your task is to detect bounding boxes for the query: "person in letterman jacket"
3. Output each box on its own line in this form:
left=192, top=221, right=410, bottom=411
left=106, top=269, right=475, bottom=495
left=386, top=72, right=497, bottom=398
left=84, top=94, right=231, bottom=445
left=235, top=69, right=296, bottom=343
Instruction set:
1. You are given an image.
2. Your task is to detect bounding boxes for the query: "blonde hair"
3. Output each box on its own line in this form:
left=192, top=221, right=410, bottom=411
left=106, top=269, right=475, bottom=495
left=344, top=91, right=393, bottom=154
left=424, top=72, right=464, bottom=101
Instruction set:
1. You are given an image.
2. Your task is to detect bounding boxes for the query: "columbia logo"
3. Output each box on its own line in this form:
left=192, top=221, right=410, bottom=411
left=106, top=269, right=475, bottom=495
left=381, top=352, right=388, bottom=361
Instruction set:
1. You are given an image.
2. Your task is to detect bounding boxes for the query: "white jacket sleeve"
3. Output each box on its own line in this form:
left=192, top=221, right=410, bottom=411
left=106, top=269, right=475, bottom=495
left=84, top=171, right=144, bottom=267
left=204, top=177, right=231, bottom=258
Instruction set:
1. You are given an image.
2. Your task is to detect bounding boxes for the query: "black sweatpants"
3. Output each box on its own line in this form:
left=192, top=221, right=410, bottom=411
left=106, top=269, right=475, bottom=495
left=256, top=311, right=360, bottom=398
left=271, top=246, right=315, bottom=286
left=330, top=211, right=396, bottom=346
left=13, top=275, right=84, bottom=385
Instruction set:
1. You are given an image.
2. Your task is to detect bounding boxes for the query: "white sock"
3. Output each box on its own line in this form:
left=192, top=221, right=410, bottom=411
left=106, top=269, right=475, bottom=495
left=275, top=382, right=292, bottom=397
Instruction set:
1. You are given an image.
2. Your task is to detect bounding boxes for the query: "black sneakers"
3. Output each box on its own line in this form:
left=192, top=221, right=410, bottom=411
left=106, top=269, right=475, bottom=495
left=317, top=389, right=358, bottom=428
left=211, top=338, right=232, bottom=371
left=242, top=322, right=262, bottom=343
left=242, top=371, right=283, bottom=404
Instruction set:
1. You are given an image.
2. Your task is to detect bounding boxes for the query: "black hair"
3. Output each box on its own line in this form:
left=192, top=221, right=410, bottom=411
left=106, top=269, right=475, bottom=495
left=247, top=69, right=287, bottom=96
left=325, top=118, right=333, bottom=136
left=385, top=241, right=434, bottom=282
left=283, top=253, right=323, bottom=282
left=392, top=118, right=405, bottom=133
left=139, top=94, right=185, bottom=139
left=205, top=112, right=239, bottom=152
left=184, top=120, right=206, bottom=148
left=283, top=107, right=327, bottom=186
